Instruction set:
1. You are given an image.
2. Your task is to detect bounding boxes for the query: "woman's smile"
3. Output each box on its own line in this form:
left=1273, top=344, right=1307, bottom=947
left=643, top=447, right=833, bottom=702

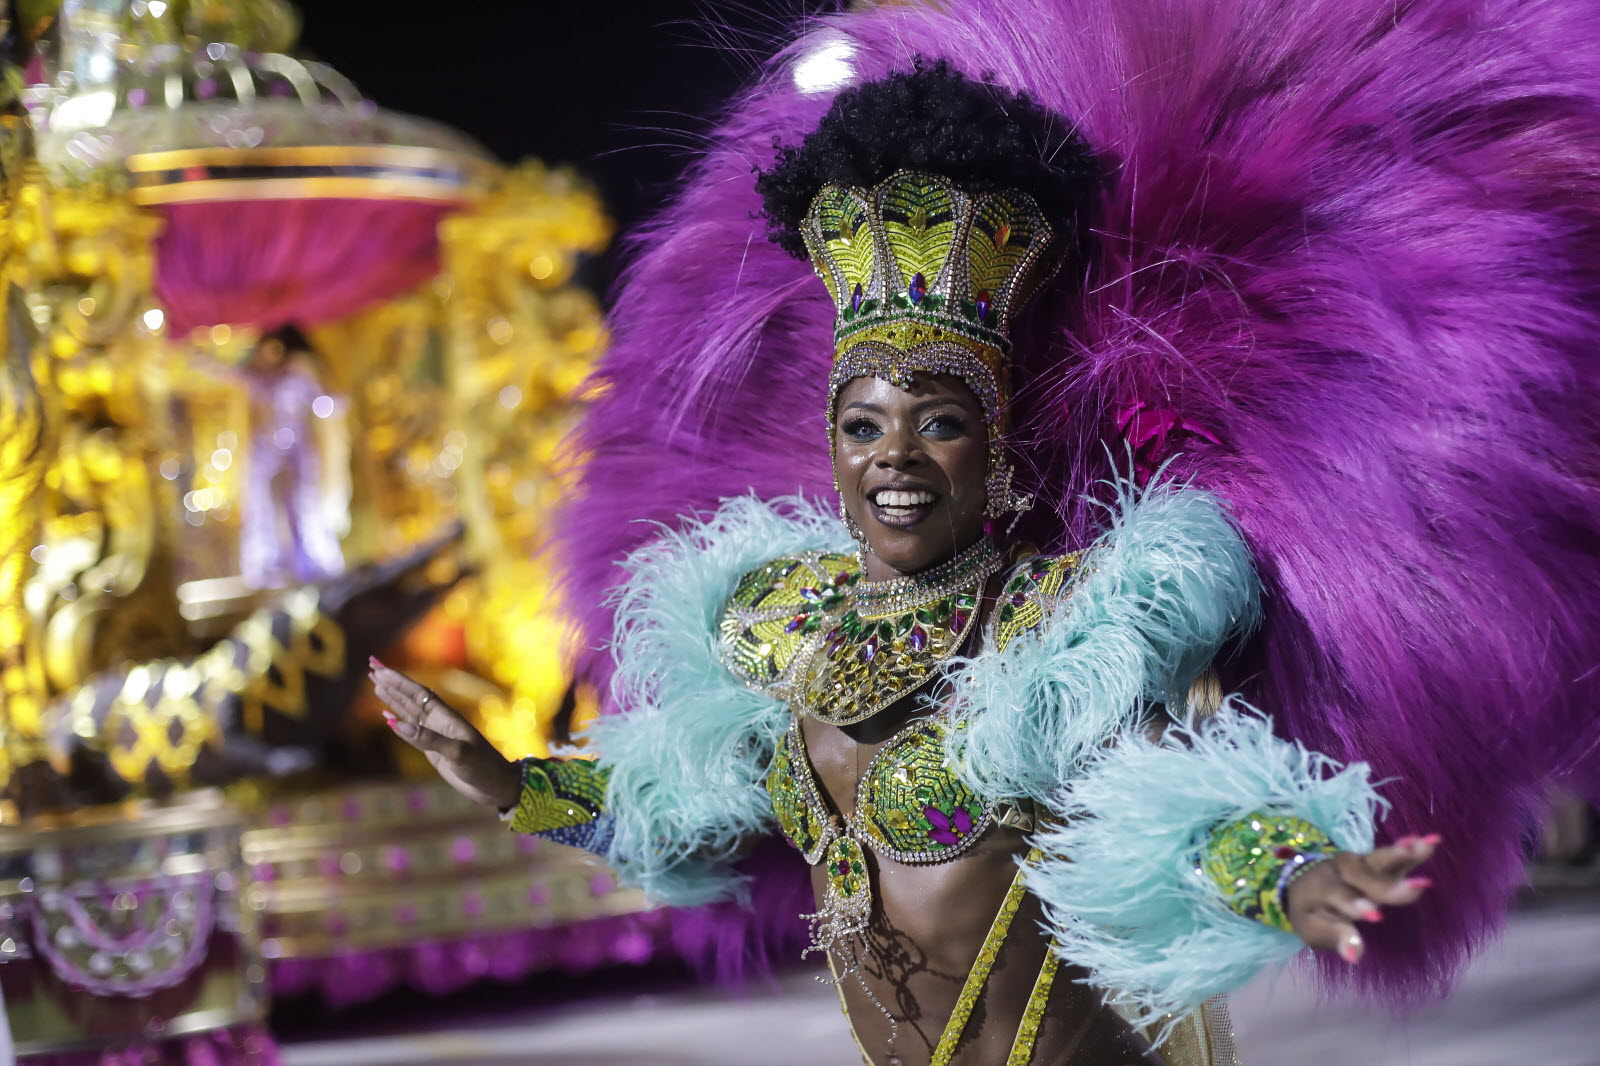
left=867, top=482, right=941, bottom=527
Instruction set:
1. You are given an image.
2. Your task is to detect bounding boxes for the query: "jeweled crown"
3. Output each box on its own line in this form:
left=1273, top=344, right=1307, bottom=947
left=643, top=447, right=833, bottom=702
left=801, top=170, right=1059, bottom=423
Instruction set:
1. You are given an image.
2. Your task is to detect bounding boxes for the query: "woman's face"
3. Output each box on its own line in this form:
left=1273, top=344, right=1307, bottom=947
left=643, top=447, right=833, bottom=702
left=833, top=372, right=990, bottom=576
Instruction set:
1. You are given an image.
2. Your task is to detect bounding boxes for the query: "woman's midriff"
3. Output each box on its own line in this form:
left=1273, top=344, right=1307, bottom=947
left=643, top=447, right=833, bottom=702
left=801, top=716, right=1160, bottom=1066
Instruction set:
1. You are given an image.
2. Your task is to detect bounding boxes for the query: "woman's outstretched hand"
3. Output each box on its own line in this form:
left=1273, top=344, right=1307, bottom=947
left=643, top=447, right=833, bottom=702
left=368, top=659, right=522, bottom=812
left=1286, top=835, right=1439, bottom=963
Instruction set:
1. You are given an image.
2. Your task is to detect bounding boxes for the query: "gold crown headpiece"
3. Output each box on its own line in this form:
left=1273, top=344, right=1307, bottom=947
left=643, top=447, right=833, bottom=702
left=801, top=170, right=1060, bottom=428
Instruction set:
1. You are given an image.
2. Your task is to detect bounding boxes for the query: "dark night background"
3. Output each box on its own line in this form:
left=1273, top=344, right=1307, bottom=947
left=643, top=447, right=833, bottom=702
left=299, top=0, right=835, bottom=292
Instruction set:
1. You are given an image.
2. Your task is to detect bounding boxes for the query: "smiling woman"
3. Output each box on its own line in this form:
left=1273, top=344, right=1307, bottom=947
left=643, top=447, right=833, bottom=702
left=833, top=375, right=989, bottom=578
left=371, top=2, right=1600, bottom=1063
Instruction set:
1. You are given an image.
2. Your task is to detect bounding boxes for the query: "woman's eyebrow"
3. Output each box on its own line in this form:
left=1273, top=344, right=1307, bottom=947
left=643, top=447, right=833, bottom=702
left=912, top=397, right=973, bottom=414
left=840, top=401, right=885, bottom=414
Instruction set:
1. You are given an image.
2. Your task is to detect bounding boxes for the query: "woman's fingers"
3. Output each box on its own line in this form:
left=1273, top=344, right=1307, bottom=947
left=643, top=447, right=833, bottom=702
left=381, top=713, right=467, bottom=763
left=1316, top=875, right=1384, bottom=925
left=369, top=661, right=428, bottom=717
left=369, top=661, right=478, bottom=741
left=1289, top=840, right=1439, bottom=964
left=1336, top=837, right=1439, bottom=906
left=1293, top=908, right=1366, bottom=963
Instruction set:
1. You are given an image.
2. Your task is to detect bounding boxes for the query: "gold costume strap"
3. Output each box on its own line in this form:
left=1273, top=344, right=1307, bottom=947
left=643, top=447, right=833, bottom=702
left=833, top=848, right=1058, bottom=1066
left=930, top=846, right=1044, bottom=1066
left=1007, top=932, right=1062, bottom=1066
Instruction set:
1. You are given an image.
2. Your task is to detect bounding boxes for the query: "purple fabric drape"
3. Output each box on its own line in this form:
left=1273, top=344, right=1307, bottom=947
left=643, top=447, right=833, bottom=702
left=20, top=1024, right=278, bottom=1066
left=153, top=199, right=452, bottom=335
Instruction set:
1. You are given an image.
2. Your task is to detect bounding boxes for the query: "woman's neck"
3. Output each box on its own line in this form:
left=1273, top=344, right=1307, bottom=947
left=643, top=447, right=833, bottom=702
left=859, top=531, right=990, bottom=582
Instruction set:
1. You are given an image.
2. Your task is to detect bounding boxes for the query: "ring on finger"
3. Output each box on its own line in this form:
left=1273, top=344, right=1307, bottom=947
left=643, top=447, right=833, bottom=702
left=420, top=694, right=432, bottom=707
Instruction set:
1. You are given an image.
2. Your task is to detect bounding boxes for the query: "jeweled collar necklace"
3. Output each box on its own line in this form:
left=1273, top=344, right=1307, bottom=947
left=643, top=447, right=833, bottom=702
left=796, top=535, right=1003, bottom=726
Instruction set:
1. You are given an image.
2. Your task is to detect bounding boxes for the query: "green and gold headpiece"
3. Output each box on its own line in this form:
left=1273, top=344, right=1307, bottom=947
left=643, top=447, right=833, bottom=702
left=801, top=170, right=1059, bottom=427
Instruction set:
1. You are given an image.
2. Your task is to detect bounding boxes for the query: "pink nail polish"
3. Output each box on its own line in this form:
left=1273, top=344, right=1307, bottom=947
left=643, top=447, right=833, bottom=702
left=1404, top=876, right=1433, bottom=891
left=1341, top=938, right=1363, bottom=964
left=1363, top=909, right=1384, bottom=922
left=384, top=716, right=399, bottom=731
left=1395, top=835, right=1419, bottom=849
left=1421, top=833, right=1442, bottom=846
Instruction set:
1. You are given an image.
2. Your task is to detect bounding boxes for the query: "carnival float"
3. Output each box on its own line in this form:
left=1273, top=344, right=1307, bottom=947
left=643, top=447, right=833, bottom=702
left=0, top=2, right=670, bottom=1061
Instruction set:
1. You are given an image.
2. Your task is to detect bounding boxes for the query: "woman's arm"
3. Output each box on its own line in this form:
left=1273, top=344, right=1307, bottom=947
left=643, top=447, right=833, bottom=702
left=1026, top=705, right=1434, bottom=1029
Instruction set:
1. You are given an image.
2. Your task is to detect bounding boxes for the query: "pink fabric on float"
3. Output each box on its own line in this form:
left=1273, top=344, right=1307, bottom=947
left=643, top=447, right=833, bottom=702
left=152, top=199, right=451, bottom=335
left=19, top=1024, right=278, bottom=1066
left=268, top=912, right=673, bottom=1008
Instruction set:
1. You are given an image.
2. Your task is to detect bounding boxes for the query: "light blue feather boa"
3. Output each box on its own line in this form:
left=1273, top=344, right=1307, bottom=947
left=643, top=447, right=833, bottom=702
left=587, top=494, right=849, bottom=905
left=942, top=476, right=1261, bottom=804
left=591, top=480, right=1380, bottom=1024
left=1028, top=704, right=1384, bottom=1028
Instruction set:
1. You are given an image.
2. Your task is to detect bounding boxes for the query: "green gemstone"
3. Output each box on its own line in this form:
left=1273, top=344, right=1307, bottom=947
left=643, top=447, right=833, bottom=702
left=896, top=614, right=913, bottom=634
left=915, top=607, right=935, bottom=624
left=1000, top=605, right=1015, bottom=623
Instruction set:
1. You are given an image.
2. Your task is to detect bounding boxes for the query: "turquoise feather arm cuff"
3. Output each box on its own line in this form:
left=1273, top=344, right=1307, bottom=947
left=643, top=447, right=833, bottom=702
left=1026, top=705, right=1382, bottom=1030
left=501, top=756, right=616, bottom=855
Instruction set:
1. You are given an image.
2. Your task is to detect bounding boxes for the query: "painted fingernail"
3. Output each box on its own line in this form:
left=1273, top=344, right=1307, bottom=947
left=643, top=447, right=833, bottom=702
left=1395, top=835, right=1419, bottom=849
left=369, top=656, right=383, bottom=668
left=1421, top=833, right=1442, bottom=846
left=1404, top=876, right=1433, bottom=891
left=1362, top=909, right=1384, bottom=922
left=1340, top=934, right=1364, bottom=964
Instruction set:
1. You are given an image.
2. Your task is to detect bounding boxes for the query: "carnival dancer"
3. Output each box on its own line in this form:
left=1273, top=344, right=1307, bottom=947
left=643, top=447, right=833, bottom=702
left=374, top=1, right=1600, bottom=1063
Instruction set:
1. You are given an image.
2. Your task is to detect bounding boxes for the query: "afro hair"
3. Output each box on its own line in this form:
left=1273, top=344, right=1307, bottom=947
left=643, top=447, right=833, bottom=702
left=755, top=59, right=1100, bottom=261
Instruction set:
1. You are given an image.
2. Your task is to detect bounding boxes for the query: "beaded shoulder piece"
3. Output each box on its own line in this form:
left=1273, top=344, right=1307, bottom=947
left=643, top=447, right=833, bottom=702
left=718, top=550, right=859, bottom=700
left=984, top=551, right=1083, bottom=654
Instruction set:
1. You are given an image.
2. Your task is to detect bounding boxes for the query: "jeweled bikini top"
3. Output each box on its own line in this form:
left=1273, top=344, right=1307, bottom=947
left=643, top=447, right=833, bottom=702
left=720, top=546, right=1082, bottom=862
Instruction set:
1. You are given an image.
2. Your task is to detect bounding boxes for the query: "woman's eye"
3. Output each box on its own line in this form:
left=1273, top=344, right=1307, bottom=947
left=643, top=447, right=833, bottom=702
left=840, top=418, right=881, bottom=441
left=920, top=414, right=967, bottom=438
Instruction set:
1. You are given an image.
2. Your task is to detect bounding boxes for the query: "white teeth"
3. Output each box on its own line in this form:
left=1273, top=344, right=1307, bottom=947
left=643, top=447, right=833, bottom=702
left=874, top=489, right=936, bottom=507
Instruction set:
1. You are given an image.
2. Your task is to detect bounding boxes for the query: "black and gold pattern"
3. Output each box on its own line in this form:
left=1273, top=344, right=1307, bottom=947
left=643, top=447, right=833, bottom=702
left=62, top=588, right=346, bottom=785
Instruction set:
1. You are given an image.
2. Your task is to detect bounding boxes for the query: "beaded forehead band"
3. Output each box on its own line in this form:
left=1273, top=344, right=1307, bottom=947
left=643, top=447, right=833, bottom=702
left=800, top=170, right=1060, bottom=431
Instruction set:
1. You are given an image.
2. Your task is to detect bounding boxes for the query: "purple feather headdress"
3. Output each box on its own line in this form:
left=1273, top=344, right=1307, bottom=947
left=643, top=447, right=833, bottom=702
left=554, top=0, right=1600, bottom=1002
